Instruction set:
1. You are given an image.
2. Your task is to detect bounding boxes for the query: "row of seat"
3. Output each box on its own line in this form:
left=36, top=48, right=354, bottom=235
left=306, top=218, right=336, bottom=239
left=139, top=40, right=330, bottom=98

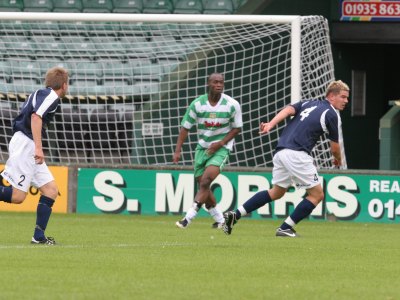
left=0, top=59, right=165, bottom=99
left=0, top=21, right=216, bottom=38
left=0, top=0, right=246, bottom=14
left=0, top=35, right=201, bottom=61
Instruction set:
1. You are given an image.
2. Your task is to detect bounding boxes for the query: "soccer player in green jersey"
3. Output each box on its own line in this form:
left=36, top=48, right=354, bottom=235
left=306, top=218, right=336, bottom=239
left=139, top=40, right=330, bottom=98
left=173, top=73, right=243, bottom=229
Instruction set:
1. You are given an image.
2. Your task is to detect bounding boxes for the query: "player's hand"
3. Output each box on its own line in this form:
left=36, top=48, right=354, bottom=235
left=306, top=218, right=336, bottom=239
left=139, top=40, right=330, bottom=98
left=333, top=159, right=341, bottom=169
left=34, top=150, right=45, bottom=164
left=173, top=151, right=181, bottom=164
left=259, top=122, right=273, bottom=135
left=207, top=141, right=223, bottom=155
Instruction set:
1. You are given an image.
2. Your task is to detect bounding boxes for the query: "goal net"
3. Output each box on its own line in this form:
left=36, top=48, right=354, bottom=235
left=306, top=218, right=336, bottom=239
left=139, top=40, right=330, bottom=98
left=0, top=13, right=345, bottom=169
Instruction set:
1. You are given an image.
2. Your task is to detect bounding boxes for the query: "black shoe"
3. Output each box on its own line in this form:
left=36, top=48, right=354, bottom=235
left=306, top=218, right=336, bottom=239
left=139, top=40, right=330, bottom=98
left=222, top=211, right=237, bottom=235
left=175, top=218, right=189, bottom=229
left=275, top=228, right=298, bottom=237
left=211, top=222, right=224, bottom=229
left=31, top=236, right=56, bottom=245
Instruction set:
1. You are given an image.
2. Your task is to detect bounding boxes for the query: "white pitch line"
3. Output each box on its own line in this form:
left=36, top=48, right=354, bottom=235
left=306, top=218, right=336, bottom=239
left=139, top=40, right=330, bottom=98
left=0, top=242, right=196, bottom=250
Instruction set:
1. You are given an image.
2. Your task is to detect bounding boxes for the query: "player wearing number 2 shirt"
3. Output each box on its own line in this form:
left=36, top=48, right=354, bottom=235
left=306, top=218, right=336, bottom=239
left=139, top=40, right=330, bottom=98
left=223, top=80, right=349, bottom=237
left=0, top=67, right=69, bottom=245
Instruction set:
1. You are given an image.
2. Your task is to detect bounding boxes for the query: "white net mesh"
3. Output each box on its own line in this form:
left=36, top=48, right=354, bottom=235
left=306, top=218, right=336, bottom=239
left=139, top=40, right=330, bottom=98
left=0, top=14, right=340, bottom=168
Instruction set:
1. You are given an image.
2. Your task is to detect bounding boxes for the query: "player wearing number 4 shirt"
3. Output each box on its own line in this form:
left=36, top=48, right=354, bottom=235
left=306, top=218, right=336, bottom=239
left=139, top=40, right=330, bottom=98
left=0, top=67, right=69, bottom=245
left=223, top=80, right=349, bottom=237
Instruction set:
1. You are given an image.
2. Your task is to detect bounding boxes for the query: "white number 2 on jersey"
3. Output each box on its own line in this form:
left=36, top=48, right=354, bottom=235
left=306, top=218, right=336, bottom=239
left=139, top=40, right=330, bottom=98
left=299, top=106, right=317, bottom=121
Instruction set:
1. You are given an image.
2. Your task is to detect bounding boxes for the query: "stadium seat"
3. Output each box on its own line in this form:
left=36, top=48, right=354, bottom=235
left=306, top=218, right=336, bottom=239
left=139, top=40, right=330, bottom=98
left=120, top=36, right=155, bottom=59
left=0, top=0, right=23, bottom=11
left=112, top=0, right=143, bottom=13
left=151, top=35, right=187, bottom=61
left=63, top=37, right=97, bottom=61
left=82, top=0, right=113, bottom=13
left=31, top=36, right=65, bottom=60
left=0, top=60, right=10, bottom=76
left=0, top=41, right=7, bottom=60
left=143, top=0, right=174, bottom=14
left=28, top=20, right=59, bottom=36
left=133, top=63, right=163, bottom=82
left=3, top=36, right=36, bottom=60
left=174, top=0, right=203, bottom=14
left=35, top=59, right=68, bottom=78
left=101, top=61, right=133, bottom=88
left=180, top=36, right=205, bottom=52
left=8, top=60, right=42, bottom=93
left=203, top=0, right=233, bottom=14
left=231, top=0, right=242, bottom=10
left=53, top=0, right=83, bottom=12
left=0, top=20, right=26, bottom=36
left=69, top=61, right=103, bottom=87
left=23, top=0, right=53, bottom=12
left=179, top=23, right=216, bottom=37
left=89, top=36, right=125, bottom=60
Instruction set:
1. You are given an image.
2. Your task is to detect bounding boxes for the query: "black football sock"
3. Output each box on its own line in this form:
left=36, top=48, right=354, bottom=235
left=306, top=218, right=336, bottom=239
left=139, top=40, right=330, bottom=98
left=33, top=195, right=55, bottom=240
left=0, top=186, right=12, bottom=203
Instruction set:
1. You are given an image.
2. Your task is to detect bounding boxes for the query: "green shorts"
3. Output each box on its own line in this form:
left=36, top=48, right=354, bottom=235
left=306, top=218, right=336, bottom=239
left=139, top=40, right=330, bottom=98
left=194, top=147, right=230, bottom=178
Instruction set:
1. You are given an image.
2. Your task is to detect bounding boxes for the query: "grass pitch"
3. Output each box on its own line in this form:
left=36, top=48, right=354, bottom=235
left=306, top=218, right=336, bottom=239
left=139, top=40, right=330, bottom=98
left=0, top=212, right=398, bottom=300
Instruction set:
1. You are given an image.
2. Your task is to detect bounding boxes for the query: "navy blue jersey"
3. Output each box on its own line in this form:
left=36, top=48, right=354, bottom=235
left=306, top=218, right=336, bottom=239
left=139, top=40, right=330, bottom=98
left=13, top=87, right=60, bottom=140
left=276, top=99, right=340, bottom=154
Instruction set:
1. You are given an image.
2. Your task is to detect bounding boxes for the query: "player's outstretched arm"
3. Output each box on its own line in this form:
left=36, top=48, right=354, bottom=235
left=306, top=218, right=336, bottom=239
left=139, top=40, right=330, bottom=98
left=259, top=105, right=295, bottom=135
left=173, top=127, right=189, bottom=163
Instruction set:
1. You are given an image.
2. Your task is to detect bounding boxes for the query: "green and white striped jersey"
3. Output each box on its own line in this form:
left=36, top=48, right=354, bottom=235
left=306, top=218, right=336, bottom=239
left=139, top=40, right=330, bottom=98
left=181, top=93, right=243, bottom=151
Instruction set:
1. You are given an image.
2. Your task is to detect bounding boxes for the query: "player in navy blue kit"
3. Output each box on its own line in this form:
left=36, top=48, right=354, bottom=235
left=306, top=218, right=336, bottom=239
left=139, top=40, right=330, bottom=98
left=0, top=67, right=69, bottom=245
left=223, top=80, right=349, bottom=237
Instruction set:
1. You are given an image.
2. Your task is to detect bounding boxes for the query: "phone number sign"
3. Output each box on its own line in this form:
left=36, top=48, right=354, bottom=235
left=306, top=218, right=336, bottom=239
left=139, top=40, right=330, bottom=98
left=341, top=0, right=400, bottom=21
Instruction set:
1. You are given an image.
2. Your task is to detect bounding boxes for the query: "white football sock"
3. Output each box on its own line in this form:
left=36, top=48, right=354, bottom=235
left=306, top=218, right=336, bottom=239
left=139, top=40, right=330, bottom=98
left=208, top=207, right=224, bottom=223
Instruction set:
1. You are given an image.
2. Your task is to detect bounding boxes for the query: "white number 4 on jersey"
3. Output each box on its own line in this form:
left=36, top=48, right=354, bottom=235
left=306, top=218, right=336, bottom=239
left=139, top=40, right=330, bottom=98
left=300, top=106, right=317, bottom=121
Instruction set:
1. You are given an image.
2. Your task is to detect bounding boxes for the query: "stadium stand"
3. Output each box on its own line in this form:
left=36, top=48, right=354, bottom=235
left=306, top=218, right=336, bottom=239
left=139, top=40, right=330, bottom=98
left=174, top=0, right=203, bottom=14
left=203, top=0, right=234, bottom=14
left=142, top=0, right=174, bottom=14
left=112, top=0, right=143, bottom=13
left=53, top=0, right=83, bottom=12
left=23, top=0, right=53, bottom=12
left=82, top=0, right=113, bottom=13
left=0, top=0, right=23, bottom=11
left=0, top=0, right=246, bottom=13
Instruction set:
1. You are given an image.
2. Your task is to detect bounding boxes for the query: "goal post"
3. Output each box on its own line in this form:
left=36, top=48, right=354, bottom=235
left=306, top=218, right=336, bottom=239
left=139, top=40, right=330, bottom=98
left=0, top=12, right=345, bottom=169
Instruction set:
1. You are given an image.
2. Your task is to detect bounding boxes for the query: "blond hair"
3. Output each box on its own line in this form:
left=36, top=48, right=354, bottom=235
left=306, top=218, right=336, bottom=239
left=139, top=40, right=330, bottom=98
left=45, top=67, right=69, bottom=90
left=325, top=80, right=349, bottom=97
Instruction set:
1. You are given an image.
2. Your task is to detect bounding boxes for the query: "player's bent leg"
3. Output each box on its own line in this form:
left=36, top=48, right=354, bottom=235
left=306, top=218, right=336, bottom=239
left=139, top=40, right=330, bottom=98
left=11, top=188, right=28, bottom=204
left=268, top=185, right=287, bottom=201
left=305, top=185, right=324, bottom=206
